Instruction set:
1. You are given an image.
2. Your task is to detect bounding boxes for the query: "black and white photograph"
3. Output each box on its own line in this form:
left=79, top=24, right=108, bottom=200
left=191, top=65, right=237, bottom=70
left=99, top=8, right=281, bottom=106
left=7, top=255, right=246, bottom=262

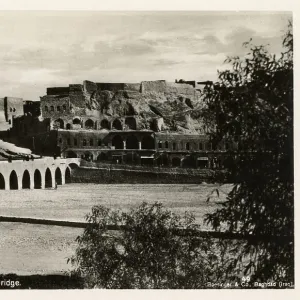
left=0, top=6, right=294, bottom=293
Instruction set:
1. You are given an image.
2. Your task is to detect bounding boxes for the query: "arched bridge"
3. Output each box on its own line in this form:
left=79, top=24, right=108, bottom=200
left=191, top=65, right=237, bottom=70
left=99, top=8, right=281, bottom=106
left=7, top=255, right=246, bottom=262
left=0, top=157, right=81, bottom=190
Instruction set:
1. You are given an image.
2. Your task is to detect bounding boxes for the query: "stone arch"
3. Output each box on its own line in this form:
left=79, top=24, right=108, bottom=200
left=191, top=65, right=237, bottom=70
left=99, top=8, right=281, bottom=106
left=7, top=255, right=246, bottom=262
left=85, top=119, right=94, bottom=129
left=97, top=152, right=107, bottom=161
left=100, top=119, right=110, bottom=130
left=22, top=170, right=31, bottom=189
left=54, top=118, right=64, bottom=129
left=126, top=135, right=139, bottom=149
left=112, top=135, right=124, bottom=149
left=45, top=168, right=52, bottom=188
left=34, top=169, right=42, bottom=189
left=66, top=123, right=71, bottom=130
left=55, top=167, right=62, bottom=185
left=68, top=163, right=79, bottom=169
left=125, top=117, right=136, bottom=130
left=73, top=118, right=81, bottom=125
left=142, top=136, right=155, bottom=149
left=66, top=151, right=77, bottom=158
left=172, top=157, right=181, bottom=167
left=112, top=119, right=122, bottom=130
left=65, top=167, right=71, bottom=184
left=0, top=173, right=5, bottom=189
left=10, top=170, right=18, bottom=190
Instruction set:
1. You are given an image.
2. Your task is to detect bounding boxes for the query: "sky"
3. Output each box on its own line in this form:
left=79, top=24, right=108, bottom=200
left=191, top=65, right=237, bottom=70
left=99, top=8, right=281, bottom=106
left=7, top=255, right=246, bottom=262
left=0, top=11, right=291, bottom=100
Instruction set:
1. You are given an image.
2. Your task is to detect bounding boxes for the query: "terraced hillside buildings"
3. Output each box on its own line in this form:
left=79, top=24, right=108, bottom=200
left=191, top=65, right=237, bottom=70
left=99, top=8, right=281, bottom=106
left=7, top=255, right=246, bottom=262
left=0, top=79, right=235, bottom=169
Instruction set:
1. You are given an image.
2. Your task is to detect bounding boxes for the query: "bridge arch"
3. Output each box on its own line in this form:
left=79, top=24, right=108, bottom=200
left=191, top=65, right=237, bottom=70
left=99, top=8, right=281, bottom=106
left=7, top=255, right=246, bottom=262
left=55, top=167, right=63, bottom=185
left=10, top=170, right=19, bottom=190
left=34, top=169, right=42, bottom=189
left=22, top=170, right=31, bottom=189
left=45, top=168, right=53, bottom=188
left=0, top=173, right=5, bottom=189
left=65, top=167, right=71, bottom=184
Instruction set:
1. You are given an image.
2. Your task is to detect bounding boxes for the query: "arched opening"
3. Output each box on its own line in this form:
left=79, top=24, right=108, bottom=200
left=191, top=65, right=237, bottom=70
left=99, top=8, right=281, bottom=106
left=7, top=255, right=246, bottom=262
left=22, top=170, right=30, bottom=189
left=68, top=163, right=79, bottom=170
left=65, top=167, right=71, bottom=184
left=66, top=123, right=71, bottom=130
left=34, top=169, right=42, bottom=189
left=55, top=168, right=62, bottom=185
left=112, top=135, right=124, bottom=149
left=186, top=142, right=190, bottom=151
left=112, top=119, right=122, bottom=130
left=125, top=117, right=136, bottom=130
left=85, top=119, right=94, bottom=129
left=157, top=154, right=169, bottom=166
left=141, top=136, right=155, bottom=149
left=0, top=173, right=5, bottom=189
left=45, top=168, right=52, bottom=188
left=97, top=152, right=107, bottom=161
left=66, top=151, right=77, bottom=158
left=100, top=119, right=110, bottom=130
left=73, top=118, right=81, bottom=125
left=126, top=135, right=139, bottom=149
left=9, top=170, right=18, bottom=190
left=172, top=157, right=181, bottom=167
left=54, top=119, right=64, bottom=129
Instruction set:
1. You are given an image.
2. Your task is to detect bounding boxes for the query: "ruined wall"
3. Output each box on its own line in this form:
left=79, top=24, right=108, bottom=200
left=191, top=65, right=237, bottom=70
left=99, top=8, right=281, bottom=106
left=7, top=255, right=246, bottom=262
left=96, top=83, right=126, bottom=92
left=69, top=84, right=85, bottom=108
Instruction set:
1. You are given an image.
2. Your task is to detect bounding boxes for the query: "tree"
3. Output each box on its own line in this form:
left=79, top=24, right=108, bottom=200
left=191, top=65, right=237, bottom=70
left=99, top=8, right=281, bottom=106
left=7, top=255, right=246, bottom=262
left=69, top=202, right=228, bottom=289
left=203, top=22, right=293, bottom=283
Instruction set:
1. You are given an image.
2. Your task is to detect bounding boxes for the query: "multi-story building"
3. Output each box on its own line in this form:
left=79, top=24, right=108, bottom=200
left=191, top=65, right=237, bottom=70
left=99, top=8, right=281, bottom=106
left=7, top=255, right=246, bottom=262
left=0, top=79, right=235, bottom=169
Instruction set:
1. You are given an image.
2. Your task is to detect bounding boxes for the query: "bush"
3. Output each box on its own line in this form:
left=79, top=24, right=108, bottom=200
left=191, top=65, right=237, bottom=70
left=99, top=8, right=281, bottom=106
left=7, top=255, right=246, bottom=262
left=69, top=202, right=227, bottom=289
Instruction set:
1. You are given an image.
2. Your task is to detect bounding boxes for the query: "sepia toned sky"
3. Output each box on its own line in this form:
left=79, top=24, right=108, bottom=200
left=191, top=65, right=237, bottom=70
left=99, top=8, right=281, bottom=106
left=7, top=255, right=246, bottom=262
left=0, top=11, right=291, bottom=100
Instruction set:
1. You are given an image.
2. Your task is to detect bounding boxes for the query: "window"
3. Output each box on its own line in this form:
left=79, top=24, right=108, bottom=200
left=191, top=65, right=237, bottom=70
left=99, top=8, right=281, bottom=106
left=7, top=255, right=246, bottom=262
left=83, top=139, right=87, bottom=146
left=186, top=142, right=190, bottom=150
left=165, top=141, right=169, bottom=149
left=8, top=120, right=11, bottom=125
left=67, top=138, right=71, bottom=146
left=98, top=139, right=102, bottom=146
left=90, top=139, right=94, bottom=146
left=199, top=142, right=203, bottom=150
left=50, top=106, right=54, bottom=112
left=57, top=106, right=61, bottom=112
left=45, top=106, right=49, bottom=112
left=74, top=138, right=78, bottom=146
left=9, top=107, right=12, bottom=112
left=172, top=142, right=176, bottom=150
left=13, top=108, right=16, bottom=112
left=158, top=141, right=162, bottom=149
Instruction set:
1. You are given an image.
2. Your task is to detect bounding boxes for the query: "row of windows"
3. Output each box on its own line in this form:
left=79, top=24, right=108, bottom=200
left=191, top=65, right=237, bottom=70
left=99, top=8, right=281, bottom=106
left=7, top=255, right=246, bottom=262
left=45, top=105, right=68, bottom=113
left=9, top=107, right=16, bottom=112
left=59, top=137, right=103, bottom=147
left=157, top=141, right=212, bottom=151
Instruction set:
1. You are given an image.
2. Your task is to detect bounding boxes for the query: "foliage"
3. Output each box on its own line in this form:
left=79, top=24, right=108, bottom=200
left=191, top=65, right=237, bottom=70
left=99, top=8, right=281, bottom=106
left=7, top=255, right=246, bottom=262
left=203, top=22, right=293, bottom=282
left=69, top=202, right=229, bottom=289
